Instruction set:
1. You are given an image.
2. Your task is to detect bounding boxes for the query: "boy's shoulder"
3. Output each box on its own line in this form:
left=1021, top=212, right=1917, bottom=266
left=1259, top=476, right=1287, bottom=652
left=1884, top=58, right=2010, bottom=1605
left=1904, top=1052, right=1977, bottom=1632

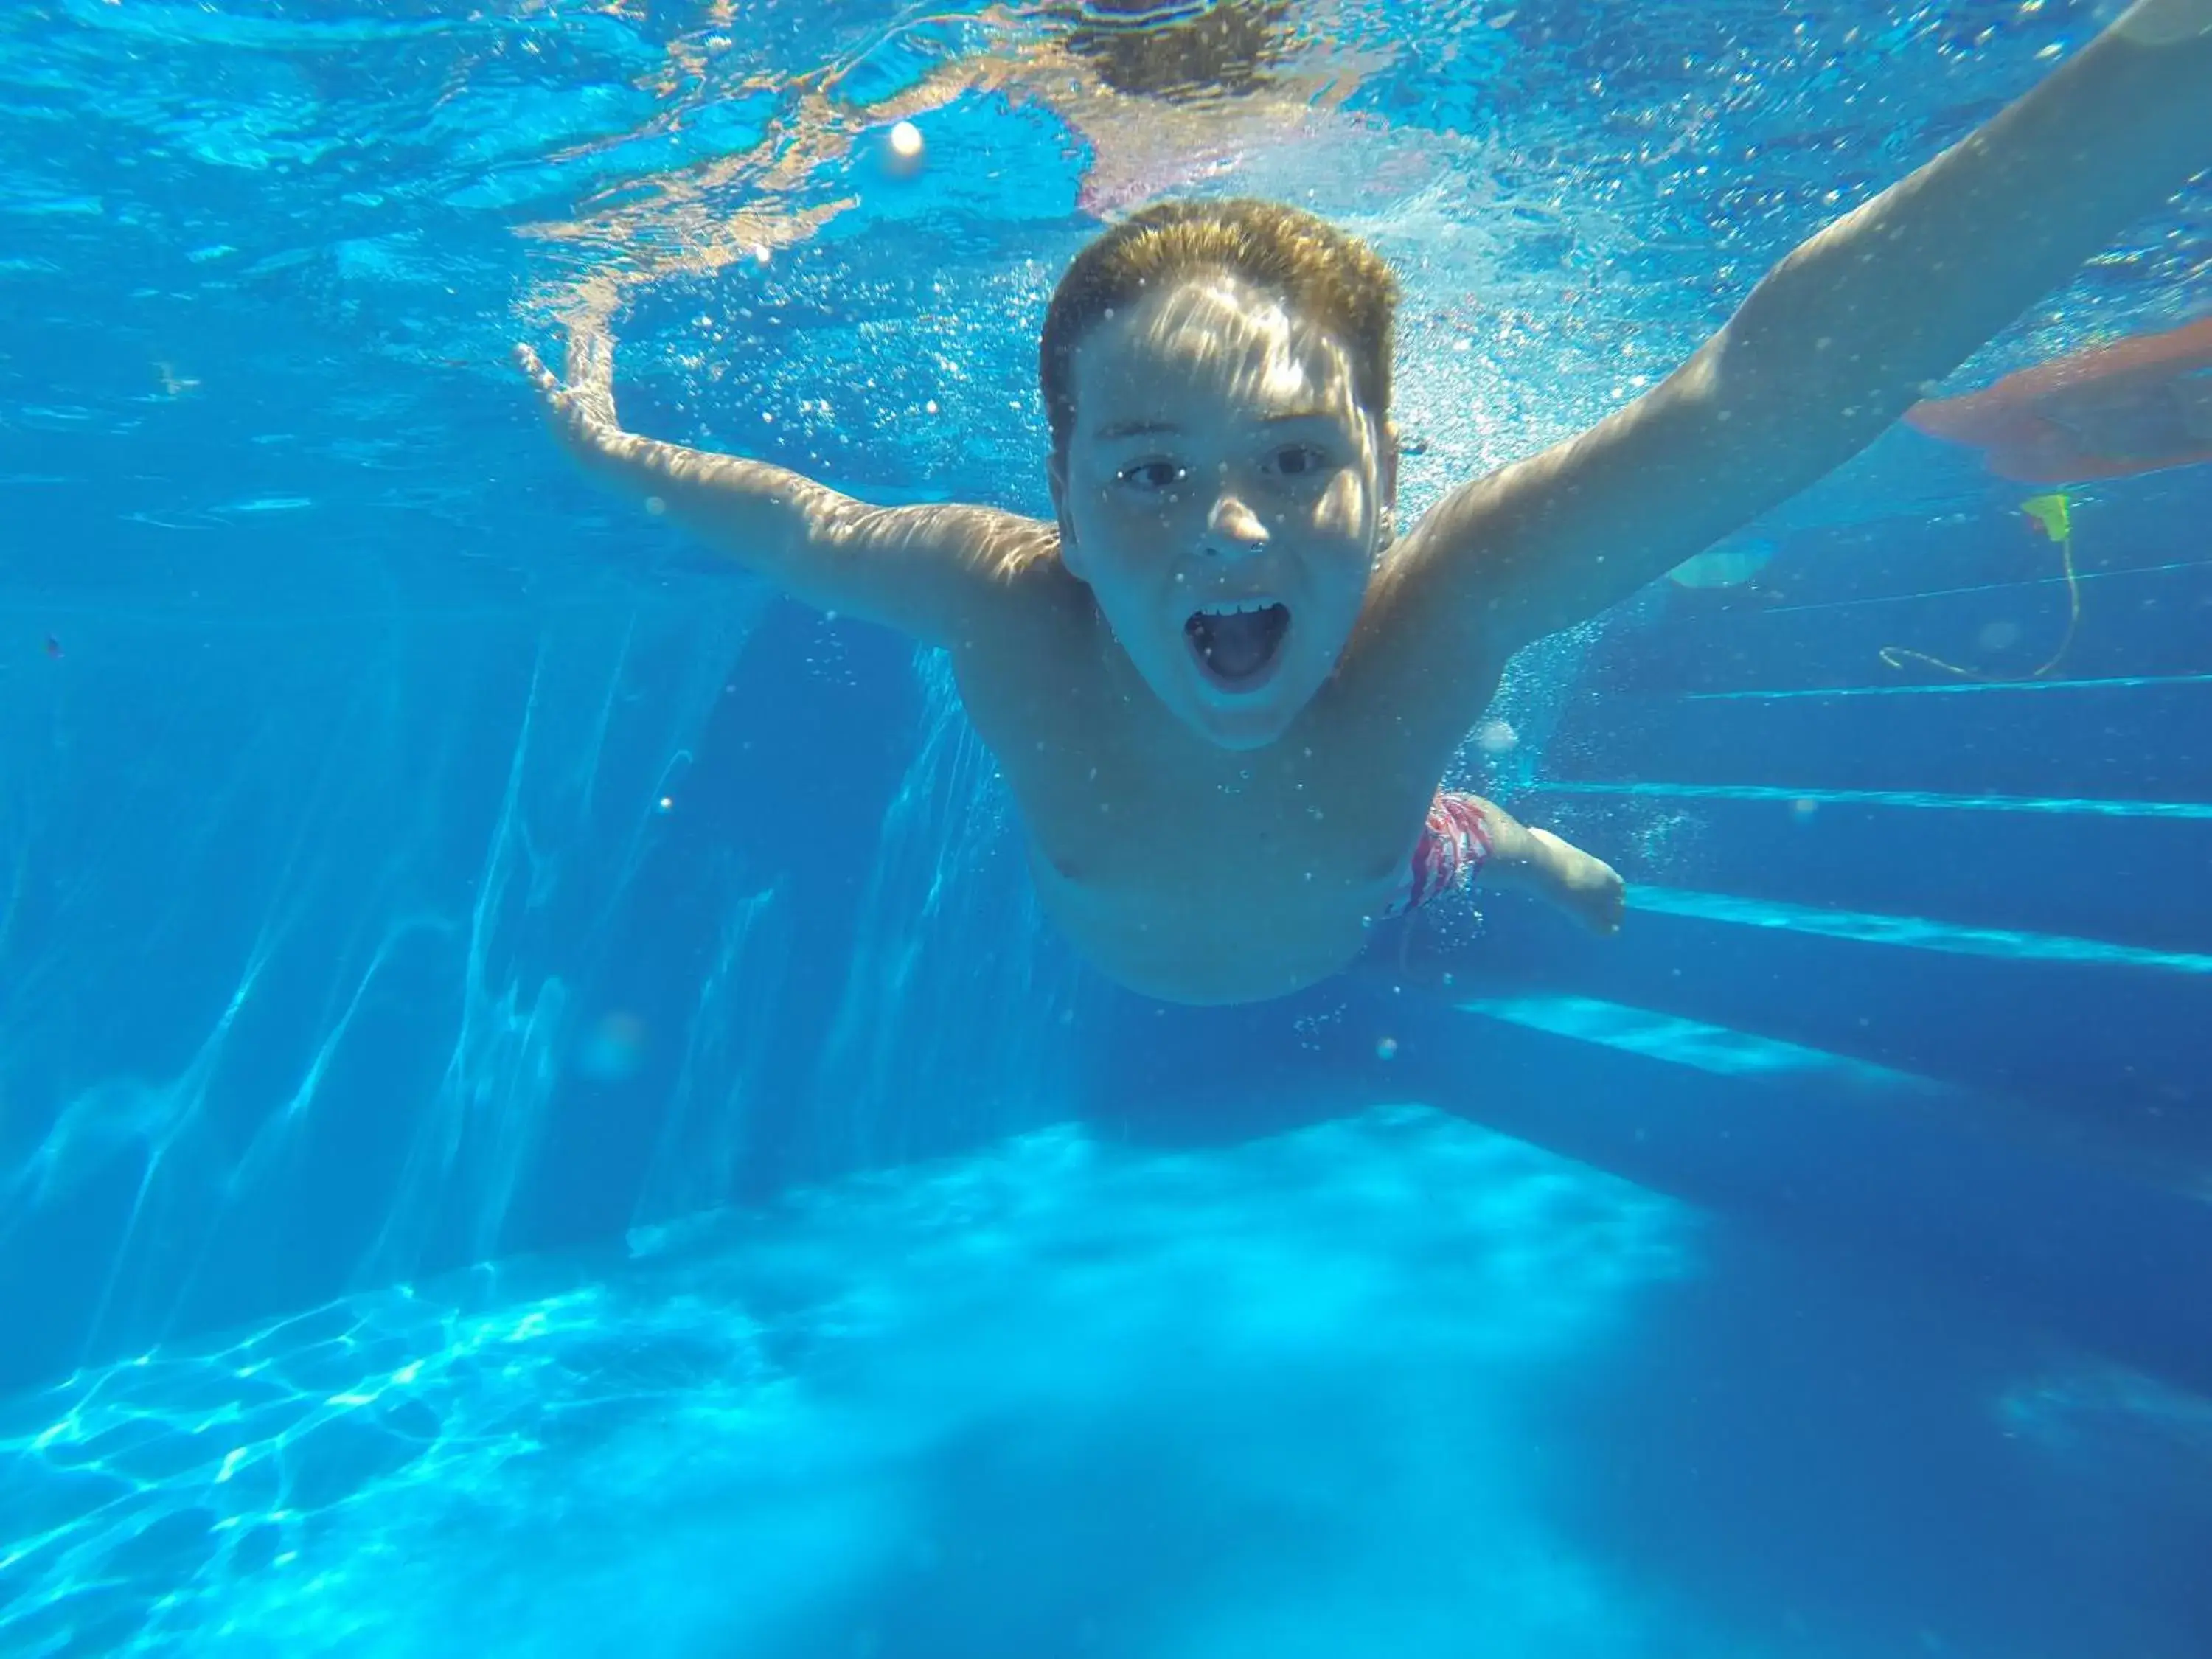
left=850, top=498, right=1079, bottom=644
left=927, top=504, right=1097, bottom=658
left=915, top=502, right=1067, bottom=591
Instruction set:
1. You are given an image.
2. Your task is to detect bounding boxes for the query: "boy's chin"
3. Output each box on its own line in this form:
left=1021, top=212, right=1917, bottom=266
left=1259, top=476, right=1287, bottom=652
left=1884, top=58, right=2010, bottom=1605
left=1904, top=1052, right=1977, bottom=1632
left=1178, top=689, right=1305, bottom=751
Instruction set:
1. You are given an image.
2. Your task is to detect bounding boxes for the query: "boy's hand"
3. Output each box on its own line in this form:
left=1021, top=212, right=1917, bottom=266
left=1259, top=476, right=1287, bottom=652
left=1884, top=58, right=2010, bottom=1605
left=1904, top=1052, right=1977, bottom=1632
left=507, top=320, right=1054, bottom=643
left=514, top=330, right=622, bottom=464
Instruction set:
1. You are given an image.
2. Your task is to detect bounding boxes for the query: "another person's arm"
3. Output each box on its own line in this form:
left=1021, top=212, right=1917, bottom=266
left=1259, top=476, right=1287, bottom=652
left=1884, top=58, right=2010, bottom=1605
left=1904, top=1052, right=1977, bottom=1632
left=1380, top=0, right=2211, bottom=728
left=516, top=329, right=1054, bottom=647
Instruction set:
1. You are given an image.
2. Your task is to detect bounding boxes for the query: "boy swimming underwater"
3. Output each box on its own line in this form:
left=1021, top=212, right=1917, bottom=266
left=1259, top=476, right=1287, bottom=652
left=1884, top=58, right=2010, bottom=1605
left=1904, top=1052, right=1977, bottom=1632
left=521, top=0, right=2212, bottom=1006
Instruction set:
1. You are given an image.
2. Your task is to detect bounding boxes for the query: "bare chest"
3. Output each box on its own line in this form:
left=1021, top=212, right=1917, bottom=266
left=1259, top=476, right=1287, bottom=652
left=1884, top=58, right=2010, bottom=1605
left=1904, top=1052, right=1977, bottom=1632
left=954, top=632, right=1439, bottom=1001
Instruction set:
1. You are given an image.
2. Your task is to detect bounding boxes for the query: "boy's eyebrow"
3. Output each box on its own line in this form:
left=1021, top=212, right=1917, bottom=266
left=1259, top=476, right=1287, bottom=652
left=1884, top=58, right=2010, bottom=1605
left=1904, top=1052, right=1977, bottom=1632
left=1091, top=417, right=1182, bottom=441
left=1091, top=409, right=1344, bottom=441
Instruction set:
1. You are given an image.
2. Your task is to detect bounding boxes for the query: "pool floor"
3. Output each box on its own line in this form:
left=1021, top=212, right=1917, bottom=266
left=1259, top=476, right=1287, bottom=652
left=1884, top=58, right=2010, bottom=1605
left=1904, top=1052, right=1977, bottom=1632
left=4, top=1107, right=2206, bottom=1658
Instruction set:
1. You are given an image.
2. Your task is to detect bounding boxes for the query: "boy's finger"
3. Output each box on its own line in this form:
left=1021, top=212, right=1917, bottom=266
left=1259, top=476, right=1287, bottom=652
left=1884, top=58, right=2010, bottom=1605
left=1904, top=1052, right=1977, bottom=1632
left=512, top=342, right=556, bottom=389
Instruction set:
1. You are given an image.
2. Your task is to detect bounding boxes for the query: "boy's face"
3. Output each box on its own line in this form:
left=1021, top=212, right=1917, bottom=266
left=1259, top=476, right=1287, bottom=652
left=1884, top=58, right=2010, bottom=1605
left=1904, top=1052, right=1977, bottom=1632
left=1051, top=272, right=1391, bottom=751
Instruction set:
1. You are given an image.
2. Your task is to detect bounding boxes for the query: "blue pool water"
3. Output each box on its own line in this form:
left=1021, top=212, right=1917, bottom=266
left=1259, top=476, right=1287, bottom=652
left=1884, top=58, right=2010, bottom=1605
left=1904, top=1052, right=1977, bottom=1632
left=4, top=0, right=2211, bottom=1653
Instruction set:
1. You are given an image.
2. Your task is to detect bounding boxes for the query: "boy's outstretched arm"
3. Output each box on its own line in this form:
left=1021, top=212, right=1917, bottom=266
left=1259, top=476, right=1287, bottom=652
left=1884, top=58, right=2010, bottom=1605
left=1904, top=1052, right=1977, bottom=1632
left=516, top=328, right=1055, bottom=647
left=1380, top=0, right=2211, bottom=708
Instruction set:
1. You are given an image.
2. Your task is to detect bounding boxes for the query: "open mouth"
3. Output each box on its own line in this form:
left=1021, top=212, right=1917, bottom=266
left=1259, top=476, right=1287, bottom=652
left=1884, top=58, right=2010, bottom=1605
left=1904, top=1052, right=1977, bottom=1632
left=1185, top=599, right=1292, bottom=692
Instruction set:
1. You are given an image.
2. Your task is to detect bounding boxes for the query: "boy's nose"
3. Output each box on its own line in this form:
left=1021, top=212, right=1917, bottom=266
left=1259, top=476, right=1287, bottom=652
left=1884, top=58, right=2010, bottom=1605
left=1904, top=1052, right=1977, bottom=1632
left=1203, top=495, right=1267, bottom=556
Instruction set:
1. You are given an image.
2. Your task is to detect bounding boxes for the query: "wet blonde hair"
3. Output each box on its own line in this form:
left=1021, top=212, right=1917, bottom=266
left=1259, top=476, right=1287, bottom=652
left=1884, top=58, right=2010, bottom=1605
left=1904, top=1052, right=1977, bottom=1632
left=1039, top=198, right=1400, bottom=462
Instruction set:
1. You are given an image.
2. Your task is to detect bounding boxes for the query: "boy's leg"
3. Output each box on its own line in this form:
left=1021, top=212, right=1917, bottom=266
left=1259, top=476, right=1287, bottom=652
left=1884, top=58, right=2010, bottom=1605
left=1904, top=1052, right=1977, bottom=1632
left=1444, top=793, right=1626, bottom=936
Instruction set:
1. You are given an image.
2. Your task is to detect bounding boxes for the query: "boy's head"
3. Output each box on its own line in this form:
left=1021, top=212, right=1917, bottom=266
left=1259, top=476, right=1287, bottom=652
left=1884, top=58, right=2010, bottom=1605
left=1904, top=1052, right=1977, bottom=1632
left=1040, top=199, right=1402, bottom=751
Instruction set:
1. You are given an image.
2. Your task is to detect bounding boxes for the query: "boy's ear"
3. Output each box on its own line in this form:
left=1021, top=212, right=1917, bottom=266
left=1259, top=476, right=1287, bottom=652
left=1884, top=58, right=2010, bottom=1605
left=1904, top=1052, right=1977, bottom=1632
left=1048, top=451, right=1090, bottom=578
left=1379, top=418, right=1402, bottom=542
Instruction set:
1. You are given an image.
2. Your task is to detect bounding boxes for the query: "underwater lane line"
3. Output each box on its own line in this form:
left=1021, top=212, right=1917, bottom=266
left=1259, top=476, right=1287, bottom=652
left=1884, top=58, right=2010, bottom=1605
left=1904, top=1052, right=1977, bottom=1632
left=1628, top=886, right=2212, bottom=975
left=1674, top=671, right=2212, bottom=700
left=1453, top=992, right=1948, bottom=1091
left=1750, top=557, right=2212, bottom=616
left=1531, top=780, right=2212, bottom=819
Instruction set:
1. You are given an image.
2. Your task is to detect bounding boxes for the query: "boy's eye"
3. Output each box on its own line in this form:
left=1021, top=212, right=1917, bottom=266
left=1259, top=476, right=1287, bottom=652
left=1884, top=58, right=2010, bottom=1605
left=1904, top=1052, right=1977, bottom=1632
left=1116, top=460, right=1186, bottom=491
left=1268, top=445, right=1329, bottom=479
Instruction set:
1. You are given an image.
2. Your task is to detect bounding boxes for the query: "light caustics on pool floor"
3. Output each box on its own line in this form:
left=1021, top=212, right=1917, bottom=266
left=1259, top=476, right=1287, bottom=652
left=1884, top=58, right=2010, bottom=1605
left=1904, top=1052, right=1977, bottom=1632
left=0, top=1110, right=1691, bottom=1659
left=5, top=1107, right=2206, bottom=1659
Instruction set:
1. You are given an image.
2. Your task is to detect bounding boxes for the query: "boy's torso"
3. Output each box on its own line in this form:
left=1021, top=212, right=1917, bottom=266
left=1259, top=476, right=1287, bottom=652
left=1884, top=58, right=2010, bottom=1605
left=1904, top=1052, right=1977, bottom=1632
left=950, top=559, right=1496, bottom=1004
